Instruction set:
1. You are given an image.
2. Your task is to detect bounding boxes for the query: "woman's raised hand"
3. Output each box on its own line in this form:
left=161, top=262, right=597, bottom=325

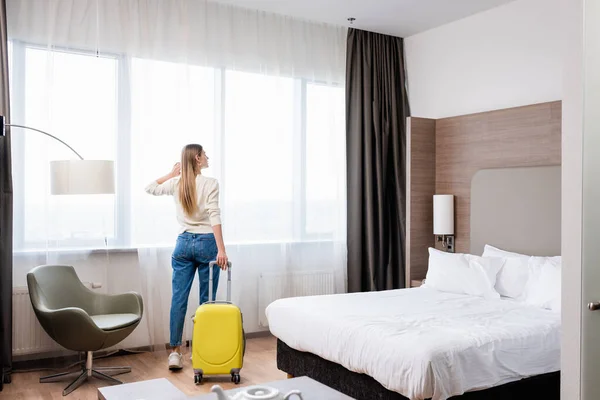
left=171, top=162, right=181, bottom=177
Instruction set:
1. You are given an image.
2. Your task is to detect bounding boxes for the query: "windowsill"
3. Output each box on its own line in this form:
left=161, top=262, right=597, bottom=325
left=13, top=237, right=339, bottom=256
left=13, top=246, right=143, bottom=256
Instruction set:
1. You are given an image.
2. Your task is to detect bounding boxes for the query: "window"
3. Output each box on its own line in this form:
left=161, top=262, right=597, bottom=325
left=130, top=58, right=216, bottom=246
left=223, top=70, right=295, bottom=243
left=12, top=45, right=118, bottom=250
left=10, top=42, right=345, bottom=251
left=306, top=82, right=345, bottom=236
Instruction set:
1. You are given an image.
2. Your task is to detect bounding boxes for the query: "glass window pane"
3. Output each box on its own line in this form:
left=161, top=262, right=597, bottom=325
left=305, top=83, right=345, bottom=236
left=22, top=48, right=118, bottom=249
left=223, top=70, right=294, bottom=243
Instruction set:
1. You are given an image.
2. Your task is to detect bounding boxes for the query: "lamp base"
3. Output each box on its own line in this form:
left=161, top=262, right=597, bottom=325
left=436, top=235, right=455, bottom=253
left=39, top=351, right=129, bottom=396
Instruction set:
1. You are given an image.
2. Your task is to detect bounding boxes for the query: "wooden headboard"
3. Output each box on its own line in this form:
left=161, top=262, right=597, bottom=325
left=436, top=101, right=561, bottom=253
left=406, top=101, right=561, bottom=284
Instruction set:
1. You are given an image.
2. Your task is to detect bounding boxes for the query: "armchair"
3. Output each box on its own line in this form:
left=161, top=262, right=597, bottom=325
left=26, top=264, right=143, bottom=396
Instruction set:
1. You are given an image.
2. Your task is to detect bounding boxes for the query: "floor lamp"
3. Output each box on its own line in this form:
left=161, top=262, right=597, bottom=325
left=0, top=115, right=115, bottom=195
left=0, top=114, right=115, bottom=389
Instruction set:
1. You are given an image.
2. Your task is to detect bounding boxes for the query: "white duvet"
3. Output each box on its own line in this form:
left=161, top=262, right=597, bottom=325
left=265, top=287, right=560, bottom=400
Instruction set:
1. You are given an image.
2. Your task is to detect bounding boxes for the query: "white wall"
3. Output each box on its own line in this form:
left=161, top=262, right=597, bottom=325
left=405, top=0, right=562, bottom=119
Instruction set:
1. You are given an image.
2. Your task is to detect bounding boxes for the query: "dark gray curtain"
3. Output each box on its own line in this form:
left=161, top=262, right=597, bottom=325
left=346, top=28, right=409, bottom=292
left=0, top=0, right=12, bottom=388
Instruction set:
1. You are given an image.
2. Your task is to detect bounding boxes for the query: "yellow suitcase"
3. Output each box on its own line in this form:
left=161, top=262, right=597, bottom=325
left=192, top=261, right=245, bottom=385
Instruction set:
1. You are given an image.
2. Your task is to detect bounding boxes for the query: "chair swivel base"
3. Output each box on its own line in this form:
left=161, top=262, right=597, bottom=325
left=39, top=351, right=131, bottom=396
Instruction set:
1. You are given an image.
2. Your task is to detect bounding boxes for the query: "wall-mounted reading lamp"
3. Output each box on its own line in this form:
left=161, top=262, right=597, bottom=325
left=434, top=194, right=454, bottom=252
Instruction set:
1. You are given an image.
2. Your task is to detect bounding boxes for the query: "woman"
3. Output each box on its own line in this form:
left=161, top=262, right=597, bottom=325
left=145, top=144, right=228, bottom=370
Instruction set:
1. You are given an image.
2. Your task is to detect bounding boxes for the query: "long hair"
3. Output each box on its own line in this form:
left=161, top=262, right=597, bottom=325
left=178, top=144, right=203, bottom=216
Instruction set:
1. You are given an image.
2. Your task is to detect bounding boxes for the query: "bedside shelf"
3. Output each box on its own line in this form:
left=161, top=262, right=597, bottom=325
left=410, top=279, right=425, bottom=288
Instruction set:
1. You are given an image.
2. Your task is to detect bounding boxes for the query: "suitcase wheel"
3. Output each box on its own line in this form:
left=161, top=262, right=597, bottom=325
left=194, top=373, right=202, bottom=385
left=231, top=373, right=241, bottom=384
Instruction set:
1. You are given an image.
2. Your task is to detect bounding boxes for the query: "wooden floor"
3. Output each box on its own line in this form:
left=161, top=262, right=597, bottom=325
left=0, top=335, right=285, bottom=400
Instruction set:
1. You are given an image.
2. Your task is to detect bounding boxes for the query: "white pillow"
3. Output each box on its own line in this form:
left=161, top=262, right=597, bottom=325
left=482, top=244, right=561, bottom=300
left=482, top=244, right=561, bottom=263
left=521, top=257, right=561, bottom=312
left=482, top=245, right=530, bottom=299
left=482, top=244, right=527, bottom=258
left=423, top=247, right=504, bottom=300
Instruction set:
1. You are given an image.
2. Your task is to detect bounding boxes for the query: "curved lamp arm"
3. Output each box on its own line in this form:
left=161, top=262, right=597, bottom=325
left=1, top=115, right=115, bottom=195
left=0, top=115, right=84, bottom=160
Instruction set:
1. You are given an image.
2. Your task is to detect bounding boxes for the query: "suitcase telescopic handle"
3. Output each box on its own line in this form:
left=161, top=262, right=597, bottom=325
left=208, top=261, right=232, bottom=303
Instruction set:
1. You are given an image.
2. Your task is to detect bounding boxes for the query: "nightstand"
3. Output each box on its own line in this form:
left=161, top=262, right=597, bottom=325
left=410, top=279, right=425, bottom=288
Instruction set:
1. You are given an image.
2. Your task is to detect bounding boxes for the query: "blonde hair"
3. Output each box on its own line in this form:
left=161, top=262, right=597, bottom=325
left=178, top=144, right=203, bottom=216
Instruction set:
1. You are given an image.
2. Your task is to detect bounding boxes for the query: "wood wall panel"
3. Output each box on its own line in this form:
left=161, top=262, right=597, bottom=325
left=406, top=117, right=436, bottom=283
left=435, top=101, right=561, bottom=253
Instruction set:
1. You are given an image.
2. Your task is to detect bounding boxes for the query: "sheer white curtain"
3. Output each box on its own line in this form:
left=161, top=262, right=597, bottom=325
left=8, top=0, right=347, bottom=350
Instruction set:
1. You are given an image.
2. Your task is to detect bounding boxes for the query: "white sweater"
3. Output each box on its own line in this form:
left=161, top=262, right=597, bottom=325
left=145, top=175, right=222, bottom=234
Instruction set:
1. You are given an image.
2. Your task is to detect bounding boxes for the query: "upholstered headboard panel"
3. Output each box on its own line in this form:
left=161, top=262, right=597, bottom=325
left=470, top=166, right=561, bottom=256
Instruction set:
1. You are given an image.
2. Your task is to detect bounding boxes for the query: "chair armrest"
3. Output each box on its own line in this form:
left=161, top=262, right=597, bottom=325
left=92, top=292, right=144, bottom=317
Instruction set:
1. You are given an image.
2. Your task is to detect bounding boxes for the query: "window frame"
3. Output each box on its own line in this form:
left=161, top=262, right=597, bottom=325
left=11, top=41, right=341, bottom=251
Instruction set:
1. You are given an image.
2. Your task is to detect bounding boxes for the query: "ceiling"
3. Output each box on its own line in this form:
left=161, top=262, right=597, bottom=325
left=215, top=0, right=516, bottom=37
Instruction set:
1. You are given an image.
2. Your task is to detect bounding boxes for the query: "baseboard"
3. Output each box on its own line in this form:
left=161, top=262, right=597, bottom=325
left=246, top=331, right=272, bottom=339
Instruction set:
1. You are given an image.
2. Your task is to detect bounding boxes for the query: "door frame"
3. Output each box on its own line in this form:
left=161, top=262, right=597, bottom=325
left=562, top=0, right=584, bottom=399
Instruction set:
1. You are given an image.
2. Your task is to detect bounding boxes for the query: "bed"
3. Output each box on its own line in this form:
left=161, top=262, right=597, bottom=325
left=266, top=166, right=561, bottom=400
left=267, top=287, right=560, bottom=400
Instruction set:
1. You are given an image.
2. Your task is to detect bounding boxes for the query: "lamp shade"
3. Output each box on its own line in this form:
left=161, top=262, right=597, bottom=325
left=433, top=194, right=454, bottom=235
left=50, top=160, right=115, bottom=195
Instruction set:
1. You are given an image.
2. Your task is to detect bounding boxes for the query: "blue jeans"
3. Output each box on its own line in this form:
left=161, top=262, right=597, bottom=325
left=170, top=232, right=220, bottom=347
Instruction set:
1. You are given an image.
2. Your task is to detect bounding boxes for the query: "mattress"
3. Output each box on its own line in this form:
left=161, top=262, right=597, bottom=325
left=265, top=287, right=561, bottom=400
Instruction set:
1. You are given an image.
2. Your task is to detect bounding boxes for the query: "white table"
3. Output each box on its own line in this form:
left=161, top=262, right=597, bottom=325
left=98, top=378, right=187, bottom=400
left=190, top=377, right=354, bottom=399
left=98, top=376, right=354, bottom=400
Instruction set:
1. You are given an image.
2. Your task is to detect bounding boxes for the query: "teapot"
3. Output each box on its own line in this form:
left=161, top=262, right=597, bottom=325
left=211, top=384, right=303, bottom=400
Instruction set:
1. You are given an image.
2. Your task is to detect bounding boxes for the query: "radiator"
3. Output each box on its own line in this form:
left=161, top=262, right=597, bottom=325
left=12, top=283, right=94, bottom=356
left=258, top=270, right=335, bottom=328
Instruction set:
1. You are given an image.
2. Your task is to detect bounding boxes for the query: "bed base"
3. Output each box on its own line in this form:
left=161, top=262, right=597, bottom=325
left=277, top=339, right=560, bottom=400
